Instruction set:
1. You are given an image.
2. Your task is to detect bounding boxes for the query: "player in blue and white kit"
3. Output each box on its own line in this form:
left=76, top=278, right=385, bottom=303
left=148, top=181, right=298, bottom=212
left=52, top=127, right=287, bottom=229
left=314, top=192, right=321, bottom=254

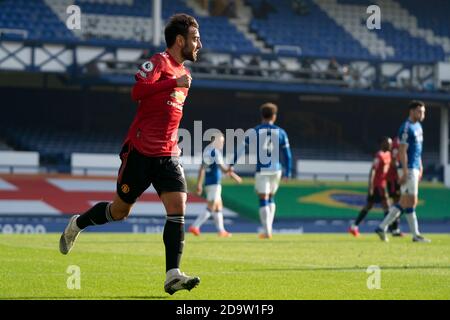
left=189, top=132, right=241, bottom=237
left=375, top=101, right=431, bottom=243
left=233, top=103, right=292, bottom=239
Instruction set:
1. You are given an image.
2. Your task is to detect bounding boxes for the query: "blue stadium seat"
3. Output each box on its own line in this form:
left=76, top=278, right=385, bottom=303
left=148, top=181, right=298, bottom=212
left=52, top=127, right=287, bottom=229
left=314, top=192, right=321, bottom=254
left=0, top=0, right=447, bottom=61
left=0, top=0, right=259, bottom=53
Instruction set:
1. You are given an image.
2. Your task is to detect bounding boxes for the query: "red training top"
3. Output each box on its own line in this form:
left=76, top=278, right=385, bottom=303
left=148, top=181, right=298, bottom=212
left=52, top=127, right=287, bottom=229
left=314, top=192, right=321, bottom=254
left=372, top=150, right=392, bottom=188
left=125, top=51, right=190, bottom=157
left=386, top=137, right=400, bottom=182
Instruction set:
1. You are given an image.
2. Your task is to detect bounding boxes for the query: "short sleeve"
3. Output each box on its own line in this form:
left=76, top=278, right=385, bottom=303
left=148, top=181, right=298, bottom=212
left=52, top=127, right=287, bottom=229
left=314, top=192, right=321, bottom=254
left=399, top=124, right=409, bottom=145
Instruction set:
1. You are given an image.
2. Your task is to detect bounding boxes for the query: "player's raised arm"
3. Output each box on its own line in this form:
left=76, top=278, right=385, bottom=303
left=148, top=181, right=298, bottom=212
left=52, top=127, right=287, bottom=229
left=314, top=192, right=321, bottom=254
left=131, top=57, right=183, bottom=101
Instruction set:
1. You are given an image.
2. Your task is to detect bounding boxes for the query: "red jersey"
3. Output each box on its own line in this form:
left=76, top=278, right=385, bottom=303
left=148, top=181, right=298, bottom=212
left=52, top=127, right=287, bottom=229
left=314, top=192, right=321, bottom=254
left=372, top=150, right=391, bottom=188
left=125, top=51, right=190, bottom=157
left=386, top=137, right=400, bottom=182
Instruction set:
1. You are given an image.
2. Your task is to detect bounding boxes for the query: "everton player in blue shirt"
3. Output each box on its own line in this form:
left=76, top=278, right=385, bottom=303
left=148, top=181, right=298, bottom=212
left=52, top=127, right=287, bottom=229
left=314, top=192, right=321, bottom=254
left=189, top=132, right=241, bottom=237
left=376, top=101, right=431, bottom=243
left=233, top=103, right=292, bottom=239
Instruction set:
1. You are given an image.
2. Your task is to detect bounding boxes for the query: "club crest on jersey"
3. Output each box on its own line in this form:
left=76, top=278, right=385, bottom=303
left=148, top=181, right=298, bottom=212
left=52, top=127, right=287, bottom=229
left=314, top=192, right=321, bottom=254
left=121, top=184, right=130, bottom=194
left=141, top=61, right=154, bottom=72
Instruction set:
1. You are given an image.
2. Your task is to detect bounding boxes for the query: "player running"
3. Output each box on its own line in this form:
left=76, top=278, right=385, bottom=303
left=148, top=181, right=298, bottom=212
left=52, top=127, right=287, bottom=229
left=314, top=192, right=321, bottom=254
left=375, top=101, right=431, bottom=243
left=348, top=136, right=392, bottom=237
left=189, top=132, right=242, bottom=237
left=233, top=102, right=292, bottom=239
left=59, top=14, right=203, bottom=294
left=385, top=136, right=404, bottom=236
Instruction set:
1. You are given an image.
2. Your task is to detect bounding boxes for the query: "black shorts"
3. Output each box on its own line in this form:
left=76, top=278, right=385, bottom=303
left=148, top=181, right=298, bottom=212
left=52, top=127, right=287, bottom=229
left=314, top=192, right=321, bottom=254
left=367, top=186, right=388, bottom=204
left=387, top=180, right=401, bottom=198
left=116, top=143, right=187, bottom=204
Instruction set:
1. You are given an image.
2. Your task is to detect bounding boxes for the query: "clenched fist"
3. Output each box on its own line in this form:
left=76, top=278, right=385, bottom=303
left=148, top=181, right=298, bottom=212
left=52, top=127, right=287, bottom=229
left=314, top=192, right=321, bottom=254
left=176, top=74, right=192, bottom=88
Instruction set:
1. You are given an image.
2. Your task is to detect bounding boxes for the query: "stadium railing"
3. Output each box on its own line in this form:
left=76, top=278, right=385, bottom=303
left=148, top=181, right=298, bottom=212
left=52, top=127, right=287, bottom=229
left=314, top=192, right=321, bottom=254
left=1, top=39, right=449, bottom=94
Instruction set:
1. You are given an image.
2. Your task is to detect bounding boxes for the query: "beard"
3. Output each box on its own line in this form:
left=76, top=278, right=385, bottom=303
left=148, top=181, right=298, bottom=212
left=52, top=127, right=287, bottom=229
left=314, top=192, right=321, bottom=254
left=182, top=45, right=197, bottom=62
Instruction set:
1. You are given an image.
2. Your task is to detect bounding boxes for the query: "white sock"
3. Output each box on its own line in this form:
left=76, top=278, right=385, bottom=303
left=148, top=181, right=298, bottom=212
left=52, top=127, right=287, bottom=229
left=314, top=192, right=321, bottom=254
left=212, top=211, right=225, bottom=232
left=192, top=209, right=211, bottom=228
left=166, top=268, right=181, bottom=278
left=379, top=206, right=402, bottom=231
left=259, top=206, right=271, bottom=235
left=268, top=202, right=276, bottom=233
left=405, top=211, right=420, bottom=237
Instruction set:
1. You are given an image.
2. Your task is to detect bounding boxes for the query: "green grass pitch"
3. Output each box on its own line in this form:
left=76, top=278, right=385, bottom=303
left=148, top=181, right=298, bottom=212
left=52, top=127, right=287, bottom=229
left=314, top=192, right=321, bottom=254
left=0, top=233, right=449, bottom=300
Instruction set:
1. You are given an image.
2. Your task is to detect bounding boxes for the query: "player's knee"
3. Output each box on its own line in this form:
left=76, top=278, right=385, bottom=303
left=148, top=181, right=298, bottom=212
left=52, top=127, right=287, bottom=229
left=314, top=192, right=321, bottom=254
left=401, top=195, right=416, bottom=208
left=166, top=202, right=186, bottom=214
left=111, top=207, right=132, bottom=221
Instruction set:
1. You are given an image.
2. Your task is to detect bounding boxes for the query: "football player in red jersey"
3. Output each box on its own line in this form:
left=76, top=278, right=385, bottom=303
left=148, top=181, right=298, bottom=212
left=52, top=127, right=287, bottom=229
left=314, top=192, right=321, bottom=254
left=385, top=137, right=404, bottom=236
left=349, top=137, right=392, bottom=237
left=59, top=14, right=202, bottom=295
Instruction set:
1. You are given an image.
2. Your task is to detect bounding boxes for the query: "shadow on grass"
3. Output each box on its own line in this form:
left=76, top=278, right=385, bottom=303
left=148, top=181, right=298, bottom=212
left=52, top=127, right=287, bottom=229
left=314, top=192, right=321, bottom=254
left=248, top=265, right=450, bottom=272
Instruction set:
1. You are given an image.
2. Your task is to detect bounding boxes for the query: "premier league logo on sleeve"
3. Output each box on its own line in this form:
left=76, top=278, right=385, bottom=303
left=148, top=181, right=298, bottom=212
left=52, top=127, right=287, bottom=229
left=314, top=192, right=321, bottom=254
left=141, top=61, right=154, bottom=72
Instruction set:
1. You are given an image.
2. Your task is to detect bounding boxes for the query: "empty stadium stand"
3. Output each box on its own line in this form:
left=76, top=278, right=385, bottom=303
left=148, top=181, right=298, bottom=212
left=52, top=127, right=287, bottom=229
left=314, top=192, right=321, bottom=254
left=247, top=0, right=450, bottom=62
left=1, top=0, right=448, bottom=61
left=0, top=0, right=260, bottom=53
left=0, top=126, right=123, bottom=159
left=0, top=0, right=448, bottom=181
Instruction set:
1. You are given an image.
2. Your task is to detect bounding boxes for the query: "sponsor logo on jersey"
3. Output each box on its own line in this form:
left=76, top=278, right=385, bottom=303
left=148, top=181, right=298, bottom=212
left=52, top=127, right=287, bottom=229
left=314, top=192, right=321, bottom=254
left=170, top=90, right=186, bottom=103
left=167, top=90, right=186, bottom=110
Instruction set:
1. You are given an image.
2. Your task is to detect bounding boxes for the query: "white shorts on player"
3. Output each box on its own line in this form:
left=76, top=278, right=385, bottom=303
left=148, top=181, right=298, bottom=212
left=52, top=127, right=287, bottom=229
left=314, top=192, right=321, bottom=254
left=255, top=170, right=282, bottom=195
left=398, top=168, right=419, bottom=196
left=205, top=184, right=222, bottom=202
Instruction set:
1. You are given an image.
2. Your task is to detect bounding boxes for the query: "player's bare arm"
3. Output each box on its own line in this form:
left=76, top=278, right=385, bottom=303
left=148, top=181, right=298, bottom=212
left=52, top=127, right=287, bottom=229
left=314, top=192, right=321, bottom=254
left=398, top=143, right=409, bottom=185
left=369, top=167, right=376, bottom=195
left=229, top=171, right=242, bottom=184
left=196, top=166, right=205, bottom=195
left=218, top=164, right=242, bottom=184
left=419, top=158, right=423, bottom=181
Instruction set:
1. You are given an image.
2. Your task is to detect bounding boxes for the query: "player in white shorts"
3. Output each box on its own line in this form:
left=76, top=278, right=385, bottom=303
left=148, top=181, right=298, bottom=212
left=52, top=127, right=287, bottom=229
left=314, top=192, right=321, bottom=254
left=376, top=101, right=431, bottom=243
left=189, top=132, right=241, bottom=237
left=233, top=103, right=292, bottom=239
